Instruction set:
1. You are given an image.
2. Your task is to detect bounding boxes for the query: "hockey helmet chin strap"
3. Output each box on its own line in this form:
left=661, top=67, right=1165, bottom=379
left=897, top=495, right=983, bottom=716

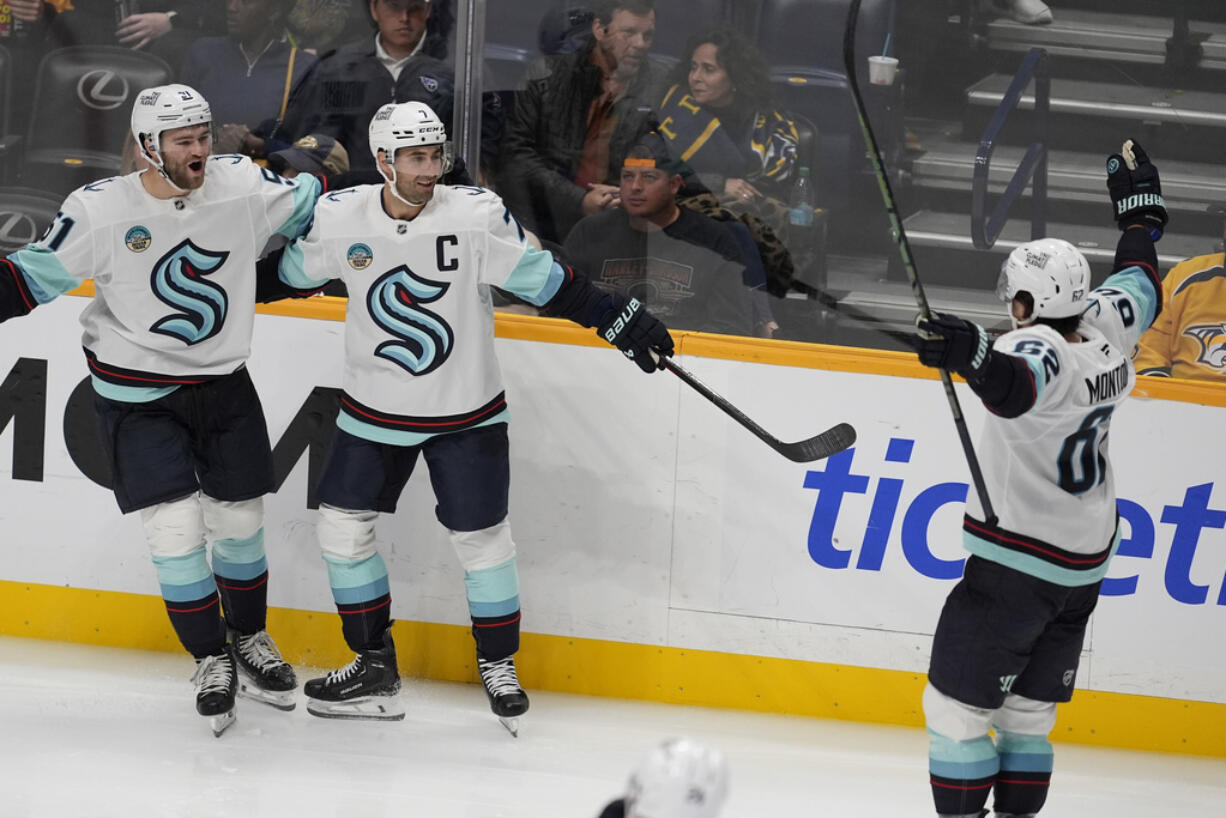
left=140, top=135, right=195, bottom=197
left=378, top=150, right=433, bottom=209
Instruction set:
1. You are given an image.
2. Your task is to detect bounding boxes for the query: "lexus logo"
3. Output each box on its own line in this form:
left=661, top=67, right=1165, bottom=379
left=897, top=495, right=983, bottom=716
left=0, top=212, right=40, bottom=249
left=76, top=70, right=131, bottom=111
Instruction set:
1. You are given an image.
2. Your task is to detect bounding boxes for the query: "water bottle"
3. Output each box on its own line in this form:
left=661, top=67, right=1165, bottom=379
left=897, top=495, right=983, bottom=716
left=787, top=166, right=815, bottom=230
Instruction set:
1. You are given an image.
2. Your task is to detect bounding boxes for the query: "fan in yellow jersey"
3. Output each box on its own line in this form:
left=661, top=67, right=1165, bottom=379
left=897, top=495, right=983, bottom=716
left=1133, top=205, right=1226, bottom=380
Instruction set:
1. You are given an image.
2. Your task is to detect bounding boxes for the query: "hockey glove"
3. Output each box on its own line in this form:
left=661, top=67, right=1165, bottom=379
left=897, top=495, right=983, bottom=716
left=597, top=296, right=674, bottom=373
left=1107, top=139, right=1167, bottom=240
left=915, top=312, right=991, bottom=380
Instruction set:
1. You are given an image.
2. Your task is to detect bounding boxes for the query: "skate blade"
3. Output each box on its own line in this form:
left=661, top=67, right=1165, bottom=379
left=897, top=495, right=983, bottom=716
left=238, top=678, right=297, bottom=711
left=306, top=695, right=405, bottom=722
left=208, top=709, right=237, bottom=738
left=498, top=716, right=520, bottom=737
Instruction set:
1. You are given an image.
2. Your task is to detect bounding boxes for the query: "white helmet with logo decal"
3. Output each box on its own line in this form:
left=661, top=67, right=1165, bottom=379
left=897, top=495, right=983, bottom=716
left=996, top=237, right=1091, bottom=323
left=131, top=83, right=212, bottom=161
left=368, top=101, right=451, bottom=164
left=625, top=738, right=729, bottom=818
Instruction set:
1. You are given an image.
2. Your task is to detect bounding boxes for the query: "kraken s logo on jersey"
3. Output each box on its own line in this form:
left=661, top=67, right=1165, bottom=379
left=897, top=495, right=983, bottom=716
left=148, top=239, right=230, bottom=345
left=367, top=266, right=454, bottom=376
left=1184, top=323, right=1226, bottom=370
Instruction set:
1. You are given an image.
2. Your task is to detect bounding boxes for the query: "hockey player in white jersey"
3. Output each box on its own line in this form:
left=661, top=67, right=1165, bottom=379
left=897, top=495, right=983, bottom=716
left=0, top=84, right=322, bottom=736
left=911, top=140, right=1167, bottom=818
left=278, top=101, right=674, bottom=734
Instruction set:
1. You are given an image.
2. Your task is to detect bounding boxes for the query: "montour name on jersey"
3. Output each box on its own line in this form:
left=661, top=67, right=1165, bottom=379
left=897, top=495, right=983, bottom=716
left=1086, top=359, right=1130, bottom=403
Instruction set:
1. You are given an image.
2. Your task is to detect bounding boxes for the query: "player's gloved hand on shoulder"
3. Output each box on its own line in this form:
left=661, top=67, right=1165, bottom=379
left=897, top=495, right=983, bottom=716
left=597, top=296, right=674, bottom=373
left=915, top=312, right=991, bottom=379
left=1107, top=139, right=1167, bottom=240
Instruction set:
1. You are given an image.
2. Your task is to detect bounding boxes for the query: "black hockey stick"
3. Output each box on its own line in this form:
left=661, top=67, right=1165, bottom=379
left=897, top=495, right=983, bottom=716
left=843, top=0, right=997, bottom=525
left=660, top=356, right=856, bottom=462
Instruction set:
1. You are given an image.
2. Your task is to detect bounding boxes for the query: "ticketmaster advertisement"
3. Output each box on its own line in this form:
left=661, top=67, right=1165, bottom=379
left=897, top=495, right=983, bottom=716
left=1, top=296, right=1223, bottom=705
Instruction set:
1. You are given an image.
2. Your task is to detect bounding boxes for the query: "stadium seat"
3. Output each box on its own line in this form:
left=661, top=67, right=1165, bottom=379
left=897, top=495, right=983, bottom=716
left=652, top=0, right=733, bottom=60
left=0, top=45, right=21, bottom=185
left=18, top=46, right=172, bottom=196
left=0, top=187, right=64, bottom=254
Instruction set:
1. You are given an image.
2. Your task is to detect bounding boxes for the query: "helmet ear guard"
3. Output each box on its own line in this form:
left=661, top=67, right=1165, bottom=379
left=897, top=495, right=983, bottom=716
left=997, top=237, right=1091, bottom=325
left=369, top=101, right=452, bottom=207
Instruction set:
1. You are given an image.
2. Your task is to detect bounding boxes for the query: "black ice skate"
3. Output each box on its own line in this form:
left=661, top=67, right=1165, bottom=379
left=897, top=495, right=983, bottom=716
left=192, top=649, right=238, bottom=737
left=477, top=655, right=529, bottom=737
left=229, top=628, right=298, bottom=711
left=304, top=629, right=403, bottom=721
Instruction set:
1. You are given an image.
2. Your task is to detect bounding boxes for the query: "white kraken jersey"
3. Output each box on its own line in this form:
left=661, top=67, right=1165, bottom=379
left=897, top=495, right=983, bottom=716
left=10, top=157, right=317, bottom=393
left=279, top=183, right=566, bottom=445
left=963, top=265, right=1160, bottom=586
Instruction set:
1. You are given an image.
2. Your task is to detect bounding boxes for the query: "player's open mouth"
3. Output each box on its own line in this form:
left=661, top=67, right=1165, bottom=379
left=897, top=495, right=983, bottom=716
left=188, top=161, right=204, bottom=173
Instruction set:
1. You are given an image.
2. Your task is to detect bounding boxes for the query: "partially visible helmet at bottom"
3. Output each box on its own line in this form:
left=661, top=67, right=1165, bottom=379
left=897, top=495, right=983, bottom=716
left=625, top=738, right=729, bottom=818
left=996, top=237, right=1091, bottom=323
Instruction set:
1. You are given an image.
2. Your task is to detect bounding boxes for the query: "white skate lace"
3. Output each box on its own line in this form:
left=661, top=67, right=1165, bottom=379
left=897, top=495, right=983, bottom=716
left=325, top=655, right=365, bottom=685
left=236, top=630, right=286, bottom=671
left=192, top=653, right=234, bottom=696
left=478, top=657, right=521, bottom=696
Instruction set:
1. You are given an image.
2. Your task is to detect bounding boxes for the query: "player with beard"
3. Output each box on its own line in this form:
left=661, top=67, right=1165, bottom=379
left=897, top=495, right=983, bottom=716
left=0, top=84, right=321, bottom=737
left=278, top=101, right=674, bottom=735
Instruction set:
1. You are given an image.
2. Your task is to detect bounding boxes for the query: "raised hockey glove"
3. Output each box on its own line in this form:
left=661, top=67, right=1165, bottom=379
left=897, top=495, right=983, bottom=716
left=597, top=296, right=674, bottom=373
left=1107, top=139, right=1167, bottom=240
left=915, top=312, right=991, bottom=380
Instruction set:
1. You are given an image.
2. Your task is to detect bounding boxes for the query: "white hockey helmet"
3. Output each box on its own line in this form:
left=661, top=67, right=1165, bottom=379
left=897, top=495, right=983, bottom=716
left=996, top=237, right=1091, bottom=322
left=131, top=83, right=212, bottom=160
left=368, top=100, right=451, bottom=167
left=625, top=738, right=729, bottom=818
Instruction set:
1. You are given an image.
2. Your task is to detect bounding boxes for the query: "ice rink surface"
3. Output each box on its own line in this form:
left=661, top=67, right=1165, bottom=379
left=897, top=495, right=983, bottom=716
left=0, top=635, right=1222, bottom=817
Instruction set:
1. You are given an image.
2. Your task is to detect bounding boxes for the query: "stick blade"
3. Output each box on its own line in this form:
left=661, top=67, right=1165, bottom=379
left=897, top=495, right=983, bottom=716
left=776, top=422, right=857, bottom=462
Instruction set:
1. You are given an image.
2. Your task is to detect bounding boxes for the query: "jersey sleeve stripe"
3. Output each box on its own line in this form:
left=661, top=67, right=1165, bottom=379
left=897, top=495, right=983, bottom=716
left=10, top=247, right=84, bottom=303
left=275, top=174, right=322, bottom=238
left=277, top=241, right=330, bottom=289
left=500, top=247, right=566, bottom=307
left=1098, top=266, right=1160, bottom=333
left=2, top=258, right=37, bottom=315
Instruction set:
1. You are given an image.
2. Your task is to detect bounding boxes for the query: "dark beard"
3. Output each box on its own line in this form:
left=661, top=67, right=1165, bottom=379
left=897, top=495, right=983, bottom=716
left=164, top=160, right=204, bottom=191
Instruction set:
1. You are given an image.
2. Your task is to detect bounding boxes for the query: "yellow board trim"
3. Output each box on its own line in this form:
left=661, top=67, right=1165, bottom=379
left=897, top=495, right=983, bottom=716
left=60, top=286, right=1226, bottom=408
left=1, top=579, right=1222, bottom=757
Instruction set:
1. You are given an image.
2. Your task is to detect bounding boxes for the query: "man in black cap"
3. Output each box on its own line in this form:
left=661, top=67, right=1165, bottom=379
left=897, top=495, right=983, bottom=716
left=268, top=134, right=352, bottom=178
left=562, top=134, right=757, bottom=337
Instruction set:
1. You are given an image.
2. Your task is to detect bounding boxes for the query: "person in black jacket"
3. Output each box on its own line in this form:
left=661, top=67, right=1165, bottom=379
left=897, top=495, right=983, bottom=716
left=313, top=0, right=502, bottom=180
left=496, top=0, right=668, bottom=244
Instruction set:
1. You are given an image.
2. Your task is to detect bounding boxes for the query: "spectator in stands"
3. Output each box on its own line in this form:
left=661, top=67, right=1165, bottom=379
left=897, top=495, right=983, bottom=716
left=982, top=0, right=1053, bottom=25
left=657, top=26, right=800, bottom=233
left=45, top=2, right=227, bottom=72
left=313, top=0, right=501, bottom=180
left=289, top=0, right=453, bottom=57
left=497, top=0, right=668, bottom=244
left=267, top=133, right=351, bottom=178
left=563, top=135, right=756, bottom=337
left=1134, top=204, right=1226, bottom=380
left=180, top=0, right=320, bottom=161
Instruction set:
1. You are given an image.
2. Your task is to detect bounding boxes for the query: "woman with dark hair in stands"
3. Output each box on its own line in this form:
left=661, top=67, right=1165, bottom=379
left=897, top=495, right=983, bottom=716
left=658, top=25, right=799, bottom=224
